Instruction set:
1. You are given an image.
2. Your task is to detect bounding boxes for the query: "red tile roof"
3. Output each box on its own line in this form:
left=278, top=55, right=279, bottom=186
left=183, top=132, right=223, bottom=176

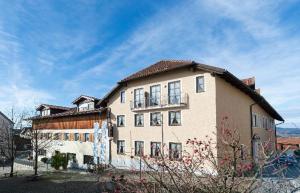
left=120, top=60, right=194, bottom=83
left=100, top=60, right=284, bottom=121
left=120, top=60, right=225, bottom=83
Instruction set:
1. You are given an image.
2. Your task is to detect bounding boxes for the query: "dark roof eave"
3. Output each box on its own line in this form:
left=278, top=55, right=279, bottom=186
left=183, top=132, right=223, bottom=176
left=97, top=61, right=283, bottom=121
left=219, top=71, right=284, bottom=121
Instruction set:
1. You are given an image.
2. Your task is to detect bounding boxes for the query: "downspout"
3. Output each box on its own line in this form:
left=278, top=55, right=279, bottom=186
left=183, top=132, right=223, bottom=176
left=106, top=107, right=112, bottom=165
left=250, top=103, right=257, bottom=159
left=275, top=120, right=285, bottom=152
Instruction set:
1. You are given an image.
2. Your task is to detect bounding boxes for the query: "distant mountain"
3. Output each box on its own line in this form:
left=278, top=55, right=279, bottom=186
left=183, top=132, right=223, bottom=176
left=277, top=127, right=300, bottom=137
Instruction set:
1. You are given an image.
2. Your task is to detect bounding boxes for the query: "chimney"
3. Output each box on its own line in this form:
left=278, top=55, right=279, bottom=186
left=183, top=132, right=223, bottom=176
left=255, top=88, right=260, bottom=94
left=241, top=77, right=255, bottom=90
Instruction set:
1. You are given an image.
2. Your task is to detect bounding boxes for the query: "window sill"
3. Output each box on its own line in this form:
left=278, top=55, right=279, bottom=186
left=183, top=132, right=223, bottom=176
left=169, top=124, right=181, bottom=126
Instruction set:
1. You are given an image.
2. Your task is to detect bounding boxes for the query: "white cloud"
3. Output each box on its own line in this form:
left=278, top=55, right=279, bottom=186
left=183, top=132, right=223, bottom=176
left=0, top=20, right=54, bottom=113
left=71, top=0, right=299, bottom=125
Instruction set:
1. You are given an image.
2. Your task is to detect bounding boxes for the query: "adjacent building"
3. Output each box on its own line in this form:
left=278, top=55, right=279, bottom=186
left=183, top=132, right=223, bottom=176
left=0, top=111, right=14, bottom=161
left=99, top=60, right=284, bottom=168
left=30, top=95, right=109, bottom=168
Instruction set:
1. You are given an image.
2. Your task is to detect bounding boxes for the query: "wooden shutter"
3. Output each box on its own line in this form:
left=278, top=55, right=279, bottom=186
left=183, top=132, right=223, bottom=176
left=90, top=133, right=94, bottom=142
left=70, top=133, right=74, bottom=141
left=80, top=133, right=84, bottom=142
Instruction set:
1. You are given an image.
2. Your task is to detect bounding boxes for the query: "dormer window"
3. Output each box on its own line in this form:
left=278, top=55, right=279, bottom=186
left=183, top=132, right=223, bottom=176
left=41, top=109, right=50, bottom=116
left=72, top=95, right=99, bottom=112
left=78, top=102, right=94, bottom=111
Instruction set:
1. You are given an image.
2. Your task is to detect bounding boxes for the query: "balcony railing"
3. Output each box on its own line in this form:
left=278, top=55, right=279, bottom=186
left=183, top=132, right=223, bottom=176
left=130, top=93, right=188, bottom=111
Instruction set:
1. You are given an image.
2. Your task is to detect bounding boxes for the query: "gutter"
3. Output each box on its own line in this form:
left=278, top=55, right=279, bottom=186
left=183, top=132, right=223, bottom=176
left=250, top=103, right=257, bottom=158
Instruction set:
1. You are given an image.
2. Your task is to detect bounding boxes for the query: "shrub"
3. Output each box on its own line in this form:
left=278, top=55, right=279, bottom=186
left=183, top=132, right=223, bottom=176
left=51, top=153, right=68, bottom=170
left=41, top=157, right=48, bottom=164
left=294, top=149, right=300, bottom=156
left=61, top=155, right=68, bottom=170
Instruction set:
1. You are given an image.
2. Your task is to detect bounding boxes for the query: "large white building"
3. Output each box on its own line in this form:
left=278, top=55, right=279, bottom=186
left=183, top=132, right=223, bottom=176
left=31, top=60, right=284, bottom=169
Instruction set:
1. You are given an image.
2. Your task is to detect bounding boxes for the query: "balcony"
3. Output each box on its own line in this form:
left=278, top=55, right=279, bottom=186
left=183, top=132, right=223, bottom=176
left=130, top=93, right=188, bottom=111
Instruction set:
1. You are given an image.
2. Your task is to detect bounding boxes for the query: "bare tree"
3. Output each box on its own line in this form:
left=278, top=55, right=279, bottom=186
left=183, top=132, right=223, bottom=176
left=0, top=109, right=30, bottom=177
left=114, top=117, right=294, bottom=193
left=23, top=117, right=59, bottom=176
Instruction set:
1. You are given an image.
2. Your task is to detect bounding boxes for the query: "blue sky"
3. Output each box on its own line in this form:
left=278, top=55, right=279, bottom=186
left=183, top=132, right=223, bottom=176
left=0, top=0, right=299, bottom=127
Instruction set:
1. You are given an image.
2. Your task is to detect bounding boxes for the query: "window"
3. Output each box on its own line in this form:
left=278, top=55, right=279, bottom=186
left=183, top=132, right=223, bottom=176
left=151, top=142, right=161, bottom=157
left=169, top=143, right=182, bottom=160
left=252, top=113, right=258, bottom=127
left=64, top=133, right=69, bottom=140
left=150, top=85, right=161, bottom=106
left=168, top=81, right=181, bottom=104
left=87, top=103, right=94, bottom=110
left=240, top=144, right=246, bottom=160
left=135, top=141, right=144, bottom=156
left=84, top=133, right=90, bottom=142
left=74, top=133, right=79, bottom=141
left=150, top=112, right=161, bottom=126
left=53, top=133, right=59, bottom=140
left=196, top=76, right=204, bottom=92
left=135, top=114, right=144, bottom=127
left=47, top=133, right=52, bottom=140
left=38, top=149, right=47, bottom=156
left=169, top=111, right=181, bottom=126
left=83, top=155, right=93, bottom=164
left=120, top=91, right=125, bottom=103
left=134, top=88, right=144, bottom=108
left=41, top=109, right=50, bottom=116
left=117, top=140, right=125, bottom=154
left=117, top=115, right=125, bottom=127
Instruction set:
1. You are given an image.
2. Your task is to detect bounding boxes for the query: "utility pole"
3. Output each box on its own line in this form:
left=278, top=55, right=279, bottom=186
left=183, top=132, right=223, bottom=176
left=161, top=113, right=164, bottom=157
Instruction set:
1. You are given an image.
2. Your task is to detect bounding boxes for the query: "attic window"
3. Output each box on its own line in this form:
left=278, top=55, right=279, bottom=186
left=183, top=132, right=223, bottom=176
left=41, top=109, right=50, bottom=116
left=79, top=102, right=94, bottom=111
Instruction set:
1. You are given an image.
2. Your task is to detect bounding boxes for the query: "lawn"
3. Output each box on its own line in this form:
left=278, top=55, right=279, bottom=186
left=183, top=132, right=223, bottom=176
left=0, top=171, right=111, bottom=193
